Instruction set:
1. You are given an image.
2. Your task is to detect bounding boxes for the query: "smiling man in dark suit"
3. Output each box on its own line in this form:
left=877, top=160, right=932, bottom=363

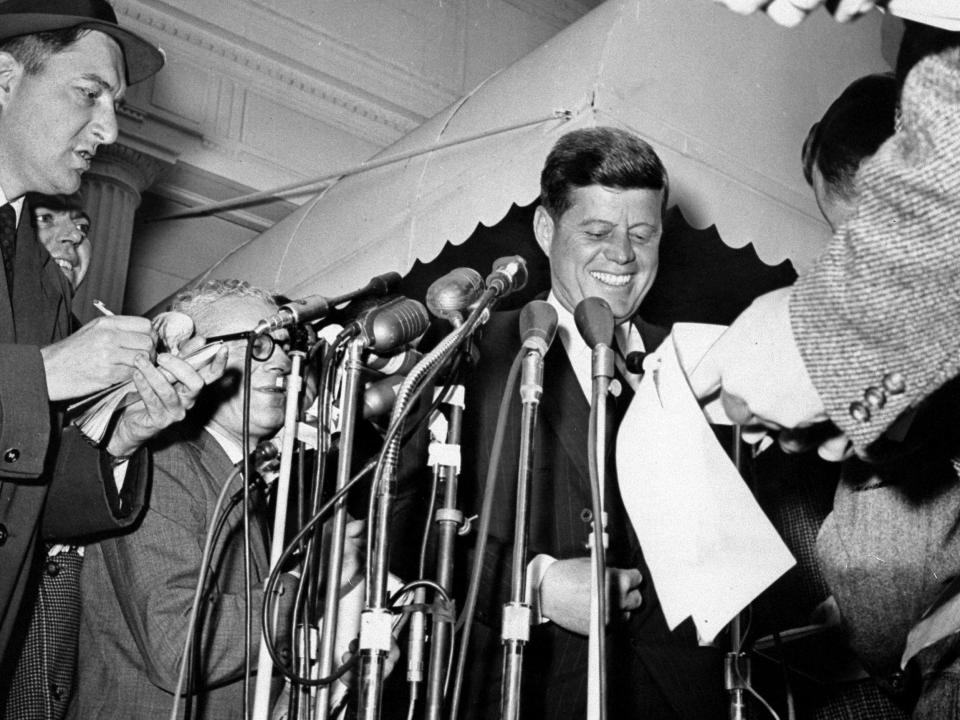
left=458, top=126, right=725, bottom=720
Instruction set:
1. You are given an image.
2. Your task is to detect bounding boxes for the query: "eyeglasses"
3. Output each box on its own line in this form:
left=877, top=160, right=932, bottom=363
left=206, top=331, right=288, bottom=361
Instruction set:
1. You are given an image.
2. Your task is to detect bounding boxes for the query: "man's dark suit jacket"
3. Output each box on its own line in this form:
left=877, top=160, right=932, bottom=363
left=457, top=306, right=725, bottom=720
left=0, top=208, right=147, bottom=681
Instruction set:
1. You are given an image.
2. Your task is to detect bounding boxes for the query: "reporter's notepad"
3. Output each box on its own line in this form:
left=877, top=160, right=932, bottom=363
left=616, top=323, right=795, bottom=643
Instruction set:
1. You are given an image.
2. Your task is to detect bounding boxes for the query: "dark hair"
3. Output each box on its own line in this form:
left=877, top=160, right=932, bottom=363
left=540, top=127, right=668, bottom=219
left=0, top=27, right=89, bottom=76
left=896, top=20, right=960, bottom=92
left=25, top=192, right=85, bottom=214
left=801, top=73, right=898, bottom=201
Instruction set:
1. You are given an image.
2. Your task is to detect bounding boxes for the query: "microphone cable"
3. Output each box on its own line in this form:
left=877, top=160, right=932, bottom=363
left=448, top=347, right=524, bottom=720
left=169, top=465, right=244, bottom=720
left=170, top=334, right=258, bottom=720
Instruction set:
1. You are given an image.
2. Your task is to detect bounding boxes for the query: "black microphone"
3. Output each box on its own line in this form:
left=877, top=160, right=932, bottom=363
left=253, top=271, right=401, bottom=334
left=425, top=267, right=485, bottom=324
left=365, top=348, right=423, bottom=376
left=519, top=300, right=559, bottom=355
left=485, top=255, right=528, bottom=298
left=624, top=350, right=646, bottom=376
left=574, top=297, right=615, bottom=380
left=352, top=296, right=430, bottom=353
left=362, top=374, right=404, bottom=419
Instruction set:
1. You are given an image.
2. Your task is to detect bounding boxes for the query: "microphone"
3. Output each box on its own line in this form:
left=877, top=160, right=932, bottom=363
left=519, top=300, right=559, bottom=355
left=351, top=296, right=430, bottom=353
left=624, top=350, right=646, bottom=376
left=253, top=271, right=401, bottom=334
left=365, top=348, right=423, bottom=376
left=362, top=374, right=404, bottom=419
left=485, top=255, right=528, bottom=298
left=425, top=267, right=485, bottom=324
left=574, top=297, right=615, bottom=381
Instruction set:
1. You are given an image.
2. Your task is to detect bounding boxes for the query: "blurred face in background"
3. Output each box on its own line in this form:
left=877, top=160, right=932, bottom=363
left=34, top=204, right=91, bottom=289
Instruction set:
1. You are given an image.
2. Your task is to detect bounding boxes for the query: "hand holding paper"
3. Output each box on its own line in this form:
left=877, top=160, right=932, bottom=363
left=616, top=322, right=795, bottom=642
left=68, top=342, right=225, bottom=442
left=103, top=345, right=228, bottom=458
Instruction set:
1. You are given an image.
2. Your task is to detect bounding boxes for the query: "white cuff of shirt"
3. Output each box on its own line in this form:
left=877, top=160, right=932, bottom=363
left=525, top=553, right=557, bottom=625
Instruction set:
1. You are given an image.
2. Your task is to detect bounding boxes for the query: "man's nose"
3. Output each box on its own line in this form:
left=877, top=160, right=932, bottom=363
left=57, top=240, right=80, bottom=265
left=604, top=230, right=635, bottom=264
left=91, top=103, right=119, bottom=147
left=55, top=218, right=86, bottom=246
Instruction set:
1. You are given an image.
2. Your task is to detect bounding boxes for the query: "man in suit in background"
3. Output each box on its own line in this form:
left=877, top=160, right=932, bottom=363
left=4, top=192, right=96, bottom=720
left=698, top=0, right=960, bottom=456
left=28, top=194, right=92, bottom=292
left=458, top=126, right=725, bottom=719
left=0, top=0, right=227, bottom=691
left=71, top=280, right=352, bottom=718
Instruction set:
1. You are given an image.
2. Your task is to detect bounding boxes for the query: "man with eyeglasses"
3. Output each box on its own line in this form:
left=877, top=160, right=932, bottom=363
left=70, top=279, right=363, bottom=719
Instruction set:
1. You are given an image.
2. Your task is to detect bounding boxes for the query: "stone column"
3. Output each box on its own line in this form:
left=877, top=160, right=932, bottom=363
left=73, top=143, right=166, bottom=324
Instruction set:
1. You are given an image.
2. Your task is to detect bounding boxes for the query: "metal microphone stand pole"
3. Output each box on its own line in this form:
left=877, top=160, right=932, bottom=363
left=357, top=420, right=405, bottom=720
left=499, top=347, right=545, bottom=720
left=313, top=338, right=366, bottom=720
left=424, top=384, right=466, bottom=720
left=725, top=425, right=750, bottom=720
left=586, top=343, right=612, bottom=720
left=252, top=349, right=305, bottom=720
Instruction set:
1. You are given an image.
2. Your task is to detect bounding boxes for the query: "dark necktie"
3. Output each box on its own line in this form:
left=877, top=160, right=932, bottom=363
left=0, top=204, right=16, bottom=296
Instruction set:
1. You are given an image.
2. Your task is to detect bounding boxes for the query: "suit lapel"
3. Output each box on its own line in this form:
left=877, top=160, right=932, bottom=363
left=193, top=429, right=271, bottom=580
left=10, top=218, right=71, bottom=345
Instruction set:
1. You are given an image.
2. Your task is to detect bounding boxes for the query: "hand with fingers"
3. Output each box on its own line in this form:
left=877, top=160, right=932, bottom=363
left=689, top=287, right=826, bottom=432
left=41, top=315, right=160, bottom=402
left=104, top=344, right=229, bottom=458
left=539, top=557, right=643, bottom=635
left=711, top=0, right=878, bottom=27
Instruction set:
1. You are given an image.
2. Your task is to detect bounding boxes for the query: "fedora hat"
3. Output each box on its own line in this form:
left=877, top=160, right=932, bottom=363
left=0, top=0, right=163, bottom=84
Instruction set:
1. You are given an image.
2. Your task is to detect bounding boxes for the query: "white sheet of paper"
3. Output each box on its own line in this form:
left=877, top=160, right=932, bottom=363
left=616, top=323, right=795, bottom=642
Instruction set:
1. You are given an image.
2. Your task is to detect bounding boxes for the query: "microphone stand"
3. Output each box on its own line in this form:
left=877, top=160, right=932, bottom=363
left=252, top=349, right=305, bottom=720
left=586, top=342, right=612, bottom=720
left=424, top=384, right=466, bottom=720
left=358, top=259, right=526, bottom=720
left=499, top=347, right=546, bottom=720
left=725, top=425, right=750, bottom=720
left=313, top=338, right=366, bottom=720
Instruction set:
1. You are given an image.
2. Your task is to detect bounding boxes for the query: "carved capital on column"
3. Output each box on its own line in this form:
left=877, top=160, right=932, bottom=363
left=86, top=142, right=168, bottom=199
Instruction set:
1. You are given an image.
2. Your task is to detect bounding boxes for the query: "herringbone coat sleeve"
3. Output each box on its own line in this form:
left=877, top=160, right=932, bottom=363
left=791, top=47, right=960, bottom=451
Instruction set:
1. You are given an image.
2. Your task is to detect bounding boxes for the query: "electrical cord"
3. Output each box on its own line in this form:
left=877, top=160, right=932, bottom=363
left=448, top=348, right=523, bottom=720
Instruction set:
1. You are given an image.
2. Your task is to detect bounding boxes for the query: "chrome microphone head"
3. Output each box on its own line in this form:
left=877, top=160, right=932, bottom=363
left=426, top=267, right=485, bottom=323
left=360, top=297, right=430, bottom=353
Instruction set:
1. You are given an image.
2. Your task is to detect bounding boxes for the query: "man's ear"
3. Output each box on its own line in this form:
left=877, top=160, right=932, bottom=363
left=533, top=205, right=555, bottom=256
left=0, top=53, right=22, bottom=110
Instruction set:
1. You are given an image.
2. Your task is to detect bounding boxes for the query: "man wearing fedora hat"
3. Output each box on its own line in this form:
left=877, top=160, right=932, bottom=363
left=0, top=0, right=227, bottom=705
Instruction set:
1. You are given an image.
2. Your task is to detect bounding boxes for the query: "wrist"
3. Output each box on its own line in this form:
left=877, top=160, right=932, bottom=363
left=525, top=554, right=557, bottom=625
left=104, top=426, right=139, bottom=459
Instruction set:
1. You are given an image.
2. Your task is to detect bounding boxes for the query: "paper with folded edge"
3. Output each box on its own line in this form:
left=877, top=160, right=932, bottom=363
left=616, top=322, right=795, bottom=642
left=68, top=343, right=224, bottom=444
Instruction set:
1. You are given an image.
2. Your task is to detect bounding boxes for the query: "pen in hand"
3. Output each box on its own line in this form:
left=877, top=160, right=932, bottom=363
left=92, top=299, right=114, bottom=316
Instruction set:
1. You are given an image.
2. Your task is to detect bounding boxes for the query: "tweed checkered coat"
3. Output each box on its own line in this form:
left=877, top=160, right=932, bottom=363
left=791, top=48, right=960, bottom=453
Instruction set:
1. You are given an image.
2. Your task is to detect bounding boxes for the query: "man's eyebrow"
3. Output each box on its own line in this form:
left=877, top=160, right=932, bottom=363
left=80, top=73, right=123, bottom=96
